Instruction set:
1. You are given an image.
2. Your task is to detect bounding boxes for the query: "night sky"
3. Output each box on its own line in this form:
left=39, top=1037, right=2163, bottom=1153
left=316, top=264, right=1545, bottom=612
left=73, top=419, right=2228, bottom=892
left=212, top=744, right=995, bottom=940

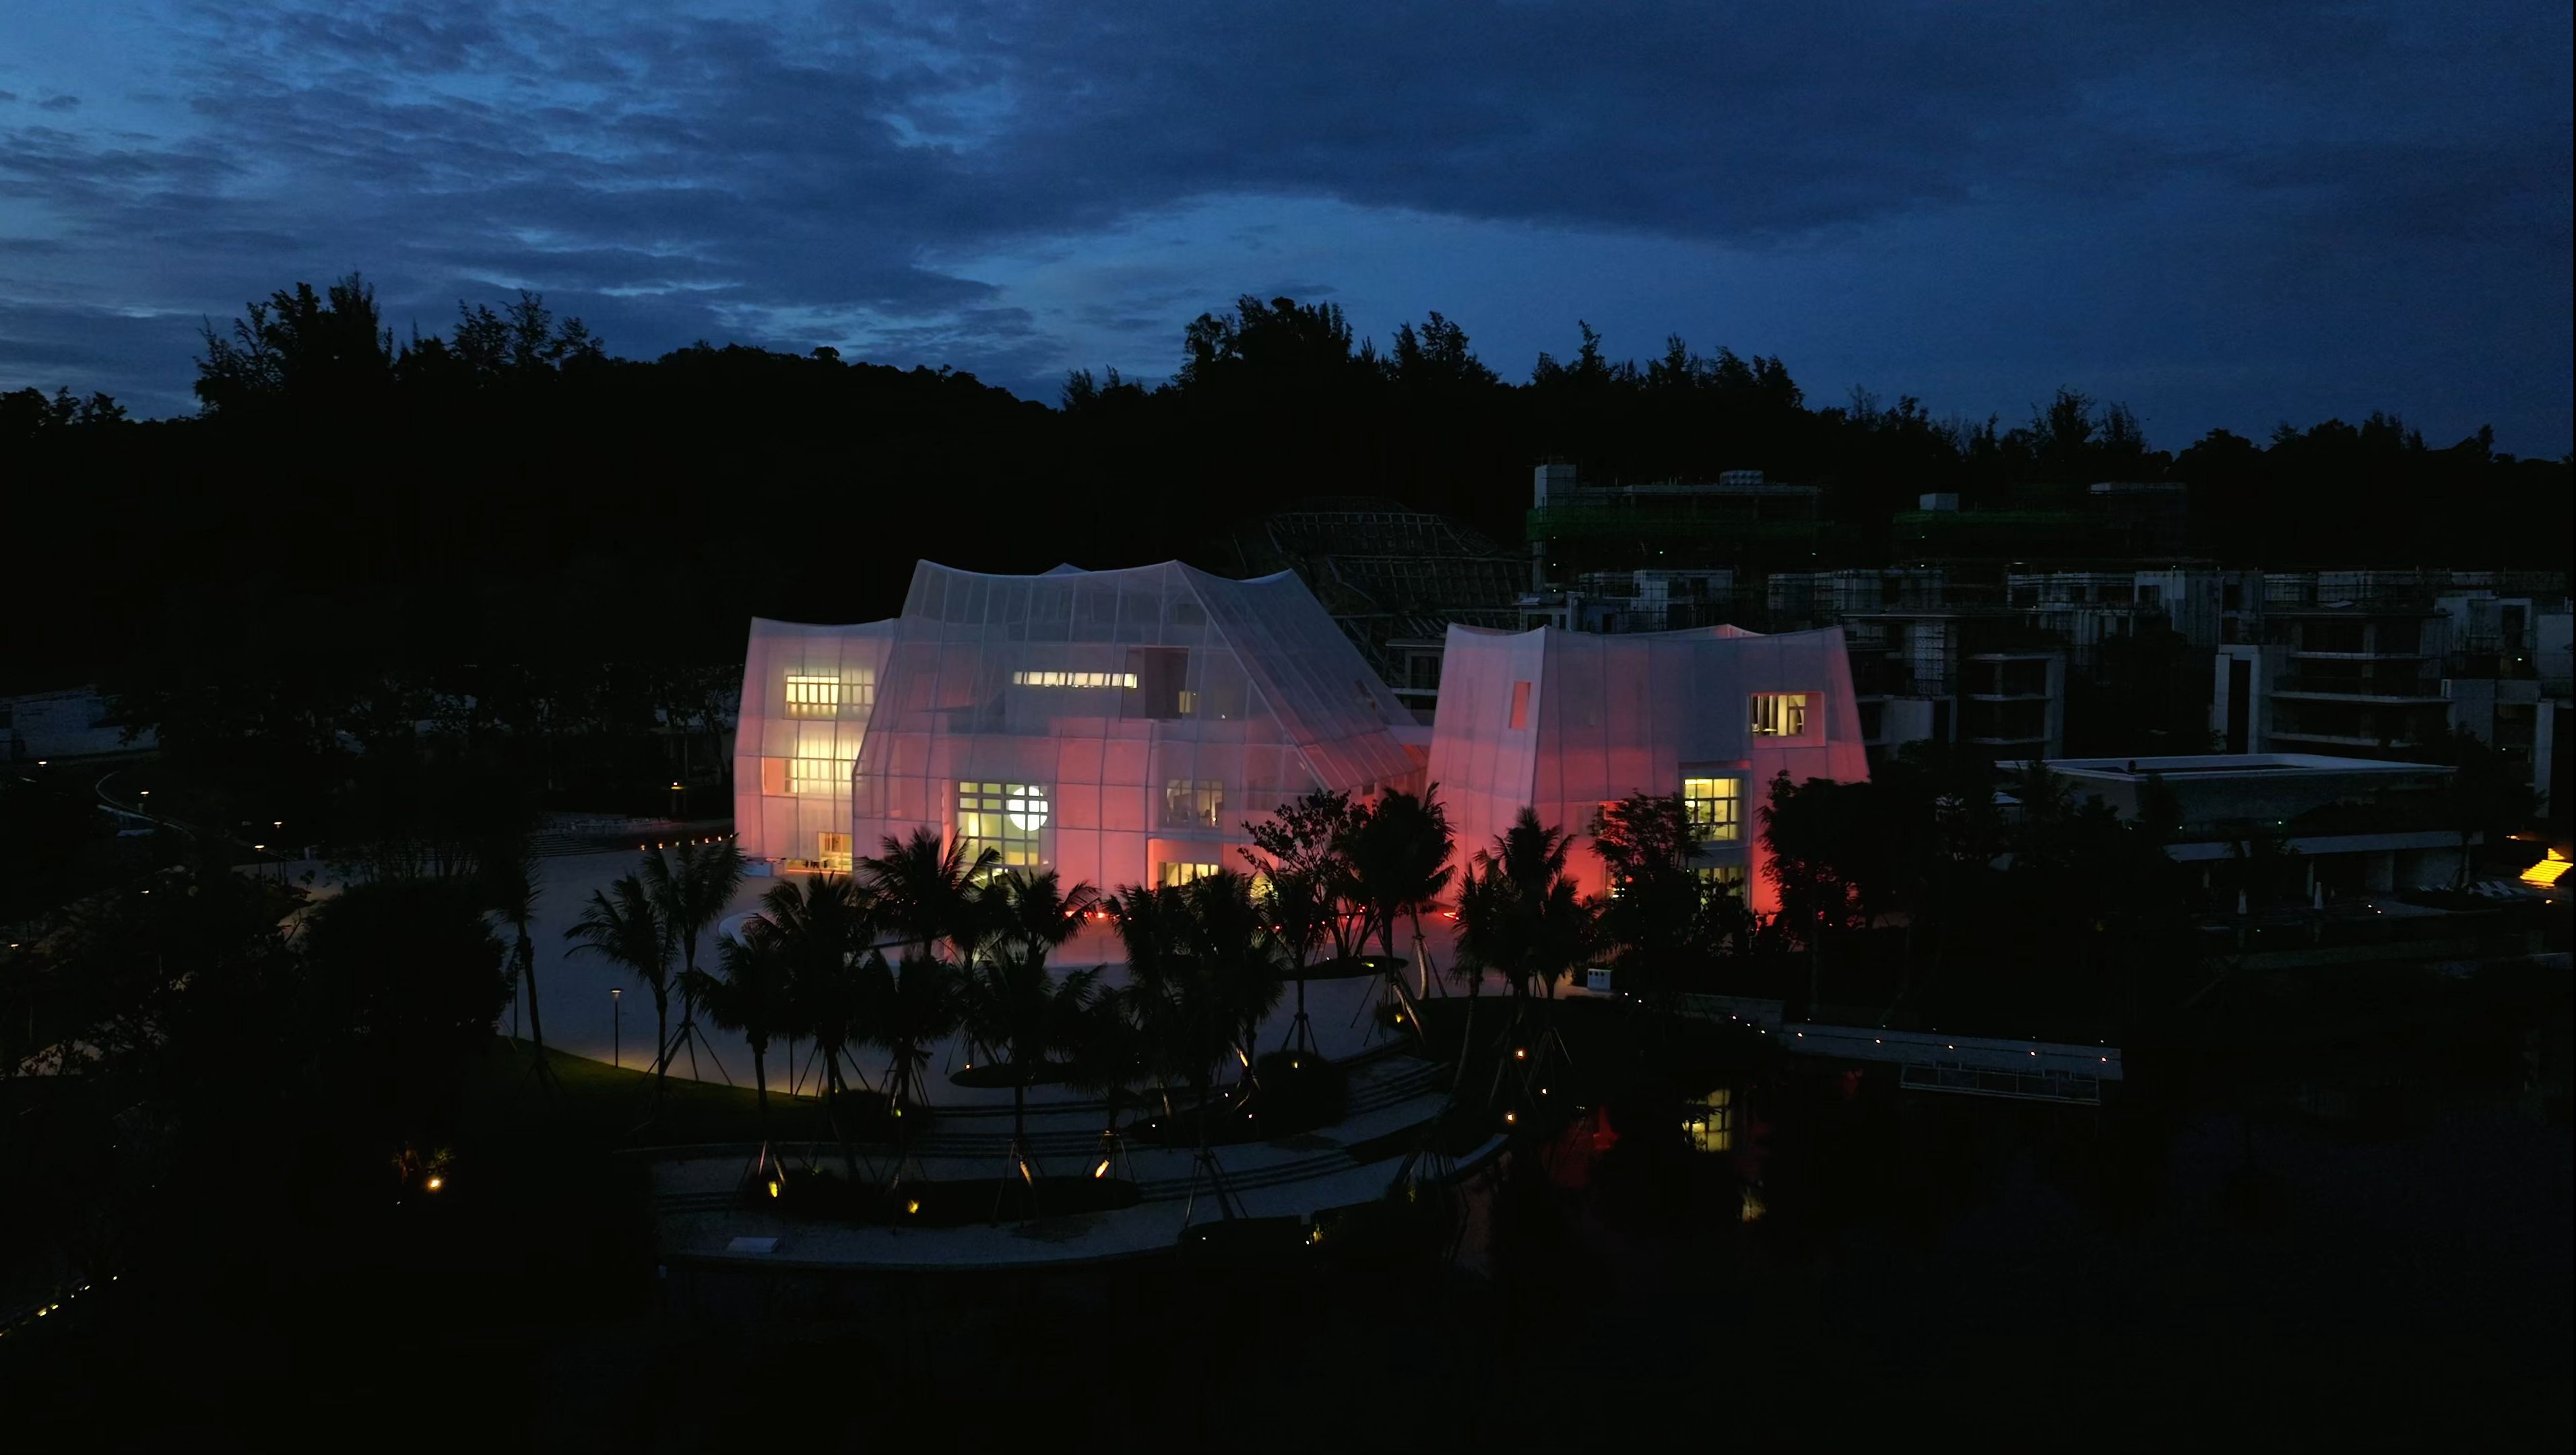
left=3, top=1, right=2569, bottom=451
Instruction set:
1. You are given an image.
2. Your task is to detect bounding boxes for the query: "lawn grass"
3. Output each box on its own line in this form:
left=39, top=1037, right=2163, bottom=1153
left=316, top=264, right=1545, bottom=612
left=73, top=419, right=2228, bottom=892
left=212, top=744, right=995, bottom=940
left=461, top=1036, right=842, bottom=1152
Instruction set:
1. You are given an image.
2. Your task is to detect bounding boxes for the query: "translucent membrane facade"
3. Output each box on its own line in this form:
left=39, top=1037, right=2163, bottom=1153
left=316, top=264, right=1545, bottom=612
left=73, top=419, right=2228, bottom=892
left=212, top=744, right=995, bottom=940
left=847, top=561, right=1423, bottom=895
left=734, top=617, right=896, bottom=869
left=1425, top=623, right=1870, bottom=913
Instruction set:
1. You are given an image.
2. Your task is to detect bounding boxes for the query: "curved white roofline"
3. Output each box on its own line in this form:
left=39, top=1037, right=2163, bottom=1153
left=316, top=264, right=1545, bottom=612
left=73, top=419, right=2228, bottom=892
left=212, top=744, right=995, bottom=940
left=748, top=614, right=895, bottom=631
left=907, top=558, right=1305, bottom=589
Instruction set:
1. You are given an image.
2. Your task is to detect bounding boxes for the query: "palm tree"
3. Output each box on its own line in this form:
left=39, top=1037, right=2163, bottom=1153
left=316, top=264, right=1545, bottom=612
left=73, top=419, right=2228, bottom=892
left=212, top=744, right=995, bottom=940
left=959, top=947, right=1102, bottom=1164
left=862, top=949, right=959, bottom=1125
left=1059, top=984, right=1151, bottom=1177
left=685, top=922, right=792, bottom=1155
left=1487, top=808, right=1590, bottom=1004
left=1345, top=787, right=1458, bottom=969
left=1452, top=809, right=1591, bottom=1107
left=1109, top=884, right=1224, bottom=1144
left=1182, top=870, right=1284, bottom=1097
left=987, top=868, right=1101, bottom=971
left=759, top=874, right=871, bottom=1101
left=482, top=837, right=552, bottom=1082
left=564, top=873, right=674, bottom=1110
left=863, top=827, right=999, bottom=967
left=751, top=873, right=882, bottom=1182
left=959, top=869, right=1103, bottom=1153
left=640, top=839, right=746, bottom=1080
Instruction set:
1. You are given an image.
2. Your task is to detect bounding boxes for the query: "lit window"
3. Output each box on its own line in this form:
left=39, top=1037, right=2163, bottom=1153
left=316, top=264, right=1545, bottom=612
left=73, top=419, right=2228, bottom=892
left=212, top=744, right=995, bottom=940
left=1696, top=864, right=1747, bottom=897
left=1681, top=777, right=1743, bottom=843
left=1749, top=692, right=1809, bottom=738
left=788, top=758, right=849, bottom=795
left=1683, top=1088, right=1733, bottom=1153
left=1509, top=680, right=1532, bottom=730
left=1163, top=779, right=1224, bottom=829
left=817, top=833, right=852, bottom=873
left=958, top=781, right=1048, bottom=868
left=785, top=674, right=856, bottom=718
left=1010, top=670, right=1138, bottom=689
left=1158, top=861, right=1222, bottom=888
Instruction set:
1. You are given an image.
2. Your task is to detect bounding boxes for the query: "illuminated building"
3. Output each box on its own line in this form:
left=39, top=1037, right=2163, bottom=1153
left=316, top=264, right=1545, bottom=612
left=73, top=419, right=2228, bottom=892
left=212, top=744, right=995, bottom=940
left=1423, top=621, right=1873, bottom=913
left=732, top=616, right=895, bottom=869
left=740, top=560, right=1425, bottom=889
left=740, top=562, right=1882, bottom=904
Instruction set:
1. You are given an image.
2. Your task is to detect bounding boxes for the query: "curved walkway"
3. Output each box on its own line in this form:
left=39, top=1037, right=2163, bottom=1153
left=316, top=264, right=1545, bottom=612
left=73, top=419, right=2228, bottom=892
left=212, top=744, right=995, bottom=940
left=643, top=1051, right=1498, bottom=1270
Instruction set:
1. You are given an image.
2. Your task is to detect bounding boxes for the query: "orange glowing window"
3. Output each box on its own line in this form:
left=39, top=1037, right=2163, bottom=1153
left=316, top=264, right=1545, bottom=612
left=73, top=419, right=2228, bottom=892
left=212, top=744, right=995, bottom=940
left=1508, top=680, right=1532, bottom=730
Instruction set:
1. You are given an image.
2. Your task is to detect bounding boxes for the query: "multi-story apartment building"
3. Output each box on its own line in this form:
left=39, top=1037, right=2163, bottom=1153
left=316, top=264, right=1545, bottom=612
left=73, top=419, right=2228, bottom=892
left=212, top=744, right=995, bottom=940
left=2209, top=570, right=2571, bottom=818
left=2214, top=573, right=2453, bottom=760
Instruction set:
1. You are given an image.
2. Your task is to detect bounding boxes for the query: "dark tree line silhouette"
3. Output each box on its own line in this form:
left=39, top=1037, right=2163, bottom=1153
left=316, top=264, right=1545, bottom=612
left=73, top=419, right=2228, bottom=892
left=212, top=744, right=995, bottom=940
left=5, top=276, right=2567, bottom=702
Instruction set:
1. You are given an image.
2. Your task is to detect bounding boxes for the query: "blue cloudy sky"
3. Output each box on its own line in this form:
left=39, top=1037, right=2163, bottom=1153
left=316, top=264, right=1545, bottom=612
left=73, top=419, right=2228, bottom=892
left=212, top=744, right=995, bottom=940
left=2, top=1, right=2568, bottom=449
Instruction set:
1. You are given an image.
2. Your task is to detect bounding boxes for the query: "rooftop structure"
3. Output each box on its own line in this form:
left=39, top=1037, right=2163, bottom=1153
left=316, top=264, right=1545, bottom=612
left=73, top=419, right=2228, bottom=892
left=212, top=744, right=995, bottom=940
left=1527, top=463, right=1844, bottom=585
left=1215, top=497, right=1528, bottom=721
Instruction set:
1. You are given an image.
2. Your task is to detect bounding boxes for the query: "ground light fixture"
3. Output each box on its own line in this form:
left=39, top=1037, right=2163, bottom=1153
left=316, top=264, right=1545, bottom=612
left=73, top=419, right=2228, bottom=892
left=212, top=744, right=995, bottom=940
left=424, top=1175, right=443, bottom=1192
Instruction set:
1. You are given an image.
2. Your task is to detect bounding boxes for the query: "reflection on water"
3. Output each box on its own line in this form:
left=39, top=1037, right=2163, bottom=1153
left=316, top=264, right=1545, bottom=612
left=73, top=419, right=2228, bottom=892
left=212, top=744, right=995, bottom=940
left=1442, top=974, right=2571, bottom=1437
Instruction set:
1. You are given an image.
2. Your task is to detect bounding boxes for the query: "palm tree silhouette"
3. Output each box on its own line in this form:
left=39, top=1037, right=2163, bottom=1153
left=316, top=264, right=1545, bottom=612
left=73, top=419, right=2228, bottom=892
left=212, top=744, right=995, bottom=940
left=1060, top=985, right=1150, bottom=1179
left=757, top=873, right=876, bottom=1178
left=1114, top=872, right=1282, bottom=1216
left=640, top=839, right=746, bottom=1082
left=1346, top=787, right=1458, bottom=964
left=863, top=827, right=998, bottom=967
left=863, top=949, right=959, bottom=1186
left=484, top=837, right=553, bottom=1087
left=1452, top=808, right=1592, bottom=1112
left=959, top=870, right=1102, bottom=1163
left=686, top=919, right=791, bottom=1162
left=564, top=872, right=674, bottom=1113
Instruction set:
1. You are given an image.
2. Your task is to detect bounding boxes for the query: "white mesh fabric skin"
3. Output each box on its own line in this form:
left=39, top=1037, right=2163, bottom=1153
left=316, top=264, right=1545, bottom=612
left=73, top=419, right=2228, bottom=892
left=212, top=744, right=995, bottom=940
left=1425, top=623, right=1871, bottom=913
left=732, top=617, right=896, bottom=866
left=847, top=560, right=1423, bottom=897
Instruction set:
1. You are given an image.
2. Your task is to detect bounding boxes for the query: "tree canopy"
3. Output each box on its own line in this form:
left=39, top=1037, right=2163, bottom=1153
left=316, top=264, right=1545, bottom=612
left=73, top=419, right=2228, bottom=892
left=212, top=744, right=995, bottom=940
left=7, top=274, right=2567, bottom=705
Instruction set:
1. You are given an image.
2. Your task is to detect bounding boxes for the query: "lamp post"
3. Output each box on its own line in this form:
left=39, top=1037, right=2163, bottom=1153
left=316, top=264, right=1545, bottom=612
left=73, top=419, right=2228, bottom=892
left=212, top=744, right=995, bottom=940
left=611, top=987, right=623, bottom=1068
